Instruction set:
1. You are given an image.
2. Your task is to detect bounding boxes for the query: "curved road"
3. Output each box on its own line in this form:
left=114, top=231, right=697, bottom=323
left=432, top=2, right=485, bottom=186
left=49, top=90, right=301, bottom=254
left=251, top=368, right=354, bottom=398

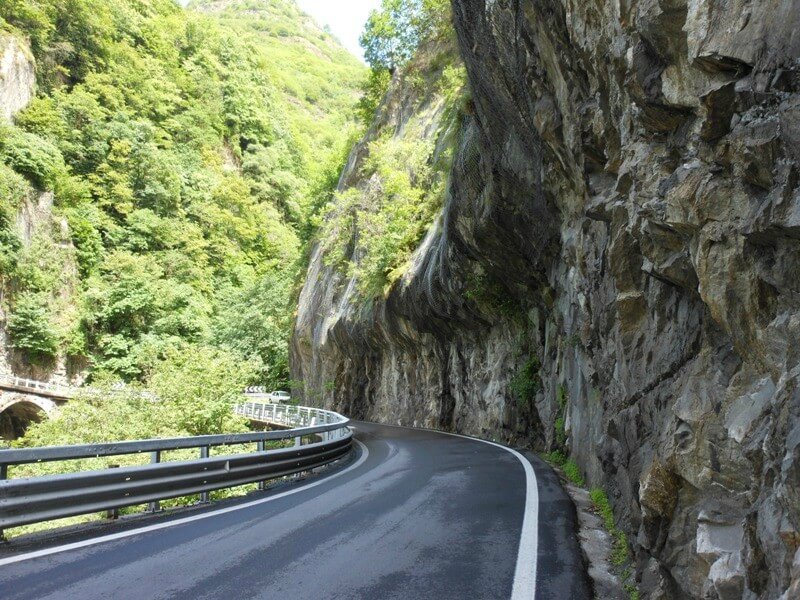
left=0, top=422, right=590, bottom=599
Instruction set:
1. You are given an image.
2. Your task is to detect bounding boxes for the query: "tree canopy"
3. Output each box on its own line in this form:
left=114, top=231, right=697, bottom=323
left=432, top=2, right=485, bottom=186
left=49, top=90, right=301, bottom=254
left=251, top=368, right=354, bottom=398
left=359, top=0, right=451, bottom=72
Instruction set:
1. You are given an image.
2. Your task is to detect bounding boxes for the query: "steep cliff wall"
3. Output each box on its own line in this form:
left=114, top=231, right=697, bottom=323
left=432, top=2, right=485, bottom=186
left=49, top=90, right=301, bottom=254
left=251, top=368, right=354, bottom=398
left=293, top=1, right=800, bottom=598
left=0, top=33, right=34, bottom=122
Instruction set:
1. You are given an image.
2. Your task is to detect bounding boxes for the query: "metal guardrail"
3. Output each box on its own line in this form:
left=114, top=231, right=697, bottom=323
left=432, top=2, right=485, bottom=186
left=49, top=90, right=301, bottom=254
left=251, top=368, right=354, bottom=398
left=0, top=403, right=351, bottom=534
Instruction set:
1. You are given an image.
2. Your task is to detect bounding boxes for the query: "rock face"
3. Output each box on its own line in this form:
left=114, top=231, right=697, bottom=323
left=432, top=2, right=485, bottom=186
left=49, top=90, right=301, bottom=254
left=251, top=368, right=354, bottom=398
left=292, top=1, right=800, bottom=597
left=0, top=33, right=35, bottom=122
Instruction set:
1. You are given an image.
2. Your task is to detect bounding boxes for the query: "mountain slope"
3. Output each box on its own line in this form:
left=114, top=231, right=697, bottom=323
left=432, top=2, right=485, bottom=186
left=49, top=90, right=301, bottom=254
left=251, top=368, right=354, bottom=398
left=192, top=0, right=365, bottom=188
left=0, top=0, right=364, bottom=388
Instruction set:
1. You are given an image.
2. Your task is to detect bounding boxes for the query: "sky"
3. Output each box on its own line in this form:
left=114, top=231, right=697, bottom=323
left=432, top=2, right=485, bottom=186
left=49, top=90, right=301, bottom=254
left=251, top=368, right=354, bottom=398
left=295, top=0, right=380, bottom=60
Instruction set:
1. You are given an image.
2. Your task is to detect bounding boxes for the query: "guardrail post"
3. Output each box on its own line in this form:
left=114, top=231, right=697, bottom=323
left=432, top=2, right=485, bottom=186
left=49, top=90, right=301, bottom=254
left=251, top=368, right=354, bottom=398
left=294, top=435, right=301, bottom=447
left=199, top=446, right=210, bottom=504
left=106, top=465, right=120, bottom=520
left=148, top=451, right=162, bottom=513
left=257, top=440, right=266, bottom=491
left=0, top=463, right=6, bottom=542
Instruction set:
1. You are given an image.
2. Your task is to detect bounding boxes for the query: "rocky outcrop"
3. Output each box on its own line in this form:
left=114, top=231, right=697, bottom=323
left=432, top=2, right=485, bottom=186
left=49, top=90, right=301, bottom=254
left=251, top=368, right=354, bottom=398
left=0, top=33, right=35, bottom=122
left=293, top=1, right=800, bottom=597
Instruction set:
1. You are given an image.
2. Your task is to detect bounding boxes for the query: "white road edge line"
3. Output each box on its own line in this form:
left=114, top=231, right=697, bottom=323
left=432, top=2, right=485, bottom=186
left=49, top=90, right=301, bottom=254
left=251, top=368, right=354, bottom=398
left=374, top=423, right=539, bottom=600
left=459, top=436, right=539, bottom=600
left=0, top=439, right=369, bottom=567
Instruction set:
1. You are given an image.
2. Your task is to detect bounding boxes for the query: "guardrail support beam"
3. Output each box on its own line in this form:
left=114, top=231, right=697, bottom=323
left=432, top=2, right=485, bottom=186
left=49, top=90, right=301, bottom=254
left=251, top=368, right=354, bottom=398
left=106, top=465, right=120, bottom=520
left=148, top=451, right=162, bottom=513
left=257, top=441, right=266, bottom=491
left=0, top=462, right=5, bottom=539
left=199, top=446, right=210, bottom=504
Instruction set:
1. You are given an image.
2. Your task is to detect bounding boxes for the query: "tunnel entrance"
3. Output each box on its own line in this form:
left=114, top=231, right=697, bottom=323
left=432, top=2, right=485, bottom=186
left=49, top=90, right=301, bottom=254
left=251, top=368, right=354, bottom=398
left=0, top=400, right=47, bottom=441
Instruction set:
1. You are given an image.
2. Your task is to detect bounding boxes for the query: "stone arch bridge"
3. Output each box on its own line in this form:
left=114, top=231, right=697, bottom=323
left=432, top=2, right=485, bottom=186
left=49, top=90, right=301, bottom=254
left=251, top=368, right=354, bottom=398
left=0, top=377, right=73, bottom=441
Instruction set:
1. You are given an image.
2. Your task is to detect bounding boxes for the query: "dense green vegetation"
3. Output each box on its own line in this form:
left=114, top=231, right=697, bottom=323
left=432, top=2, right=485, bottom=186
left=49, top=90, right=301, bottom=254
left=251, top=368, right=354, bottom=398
left=320, top=0, right=467, bottom=298
left=192, top=0, right=365, bottom=200
left=0, top=0, right=366, bottom=533
left=1, top=0, right=465, bottom=452
left=360, top=0, right=451, bottom=73
left=510, top=354, right=542, bottom=411
left=0, top=0, right=365, bottom=398
left=18, top=346, right=252, bottom=453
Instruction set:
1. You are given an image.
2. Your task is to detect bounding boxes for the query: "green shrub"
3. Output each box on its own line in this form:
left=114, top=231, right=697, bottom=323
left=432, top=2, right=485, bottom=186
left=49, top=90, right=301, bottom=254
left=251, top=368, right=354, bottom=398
left=553, top=383, right=569, bottom=449
left=562, top=459, right=585, bottom=487
left=0, top=165, right=26, bottom=274
left=544, top=452, right=587, bottom=488
left=212, top=272, right=293, bottom=389
left=544, top=449, right=566, bottom=466
left=0, top=125, right=66, bottom=190
left=590, top=488, right=616, bottom=531
left=360, top=0, right=452, bottom=72
left=510, top=354, right=541, bottom=409
left=6, top=292, right=59, bottom=360
left=357, top=68, right=391, bottom=125
left=463, top=269, right=519, bottom=316
left=148, top=345, right=252, bottom=436
left=321, top=129, right=445, bottom=297
left=555, top=416, right=567, bottom=446
left=64, top=204, right=104, bottom=277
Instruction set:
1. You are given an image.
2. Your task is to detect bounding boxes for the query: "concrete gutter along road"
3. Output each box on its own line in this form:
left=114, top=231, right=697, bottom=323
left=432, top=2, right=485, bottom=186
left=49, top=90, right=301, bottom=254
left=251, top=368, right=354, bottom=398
left=0, top=422, right=591, bottom=599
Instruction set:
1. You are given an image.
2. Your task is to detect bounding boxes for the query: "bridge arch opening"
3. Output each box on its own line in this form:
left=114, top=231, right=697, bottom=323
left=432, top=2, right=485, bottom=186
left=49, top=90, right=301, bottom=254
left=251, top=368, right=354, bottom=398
left=0, top=400, right=49, bottom=441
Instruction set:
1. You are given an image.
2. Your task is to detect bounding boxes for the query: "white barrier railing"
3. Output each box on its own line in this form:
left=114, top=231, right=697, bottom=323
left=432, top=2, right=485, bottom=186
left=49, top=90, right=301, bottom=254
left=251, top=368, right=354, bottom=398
left=0, top=376, right=75, bottom=397
left=0, top=376, right=159, bottom=402
left=235, top=402, right=350, bottom=442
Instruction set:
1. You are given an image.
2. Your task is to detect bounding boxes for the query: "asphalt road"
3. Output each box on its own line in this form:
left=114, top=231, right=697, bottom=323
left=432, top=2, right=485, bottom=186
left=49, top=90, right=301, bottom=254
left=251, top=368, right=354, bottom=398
left=0, top=422, right=591, bottom=599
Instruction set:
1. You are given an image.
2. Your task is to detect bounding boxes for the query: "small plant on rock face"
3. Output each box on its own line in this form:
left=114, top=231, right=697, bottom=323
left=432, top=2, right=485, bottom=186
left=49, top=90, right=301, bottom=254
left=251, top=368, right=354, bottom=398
left=464, top=269, right=520, bottom=317
left=510, top=354, right=541, bottom=410
left=562, top=459, right=585, bottom=487
left=543, top=451, right=585, bottom=486
left=566, top=333, right=582, bottom=349
left=555, top=416, right=567, bottom=447
left=590, top=487, right=632, bottom=568
left=544, top=449, right=566, bottom=466
left=553, top=383, right=569, bottom=449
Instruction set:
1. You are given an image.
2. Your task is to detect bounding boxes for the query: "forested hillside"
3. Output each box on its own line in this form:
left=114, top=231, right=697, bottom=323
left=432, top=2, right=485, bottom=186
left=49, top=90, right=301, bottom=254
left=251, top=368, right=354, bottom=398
left=0, top=0, right=364, bottom=399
